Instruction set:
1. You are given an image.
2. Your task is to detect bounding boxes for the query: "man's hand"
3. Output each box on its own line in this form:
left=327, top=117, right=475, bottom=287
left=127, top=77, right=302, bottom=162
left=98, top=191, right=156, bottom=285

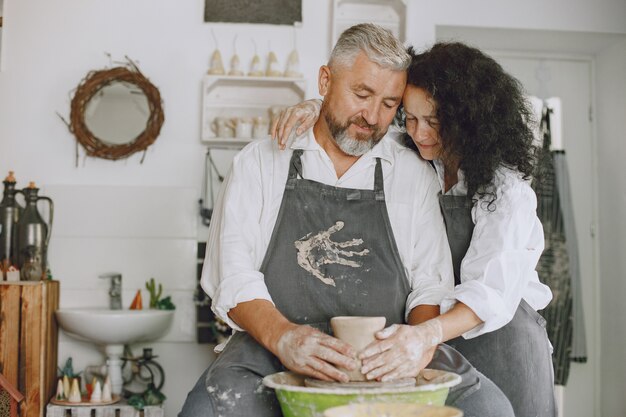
left=359, top=319, right=443, bottom=381
left=276, top=323, right=359, bottom=382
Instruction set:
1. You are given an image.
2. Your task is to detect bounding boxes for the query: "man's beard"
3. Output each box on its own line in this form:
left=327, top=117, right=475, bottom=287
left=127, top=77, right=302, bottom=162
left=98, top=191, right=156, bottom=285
left=323, top=110, right=385, bottom=156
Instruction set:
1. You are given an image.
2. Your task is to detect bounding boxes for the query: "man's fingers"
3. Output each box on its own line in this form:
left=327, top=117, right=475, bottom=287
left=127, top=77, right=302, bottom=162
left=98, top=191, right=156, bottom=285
left=315, top=344, right=358, bottom=371
left=307, top=358, right=350, bottom=383
left=300, top=365, right=333, bottom=382
left=320, top=334, right=357, bottom=358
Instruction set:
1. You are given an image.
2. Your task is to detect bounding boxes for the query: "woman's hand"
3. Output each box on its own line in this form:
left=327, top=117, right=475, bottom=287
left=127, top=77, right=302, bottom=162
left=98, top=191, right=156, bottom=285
left=359, top=319, right=443, bottom=382
left=275, top=323, right=358, bottom=382
left=271, top=99, right=322, bottom=149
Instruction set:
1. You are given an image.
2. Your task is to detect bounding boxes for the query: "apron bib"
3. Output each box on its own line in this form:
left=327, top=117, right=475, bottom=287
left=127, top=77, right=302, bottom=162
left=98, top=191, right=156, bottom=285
left=261, top=150, right=410, bottom=328
left=440, top=193, right=556, bottom=417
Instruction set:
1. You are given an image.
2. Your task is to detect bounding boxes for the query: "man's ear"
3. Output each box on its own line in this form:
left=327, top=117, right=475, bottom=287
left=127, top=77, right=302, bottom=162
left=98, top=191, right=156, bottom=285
left=318, top=65, right=331, bottom=97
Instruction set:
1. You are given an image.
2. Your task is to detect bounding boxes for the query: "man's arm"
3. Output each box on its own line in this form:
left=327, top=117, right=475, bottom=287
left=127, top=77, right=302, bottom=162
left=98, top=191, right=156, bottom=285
left=229, top=296, right=358, bottom=383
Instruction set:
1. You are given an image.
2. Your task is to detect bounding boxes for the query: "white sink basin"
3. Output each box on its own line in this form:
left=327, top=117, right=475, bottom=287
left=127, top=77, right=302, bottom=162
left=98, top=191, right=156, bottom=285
left=56, top=308, right=174, bottom=345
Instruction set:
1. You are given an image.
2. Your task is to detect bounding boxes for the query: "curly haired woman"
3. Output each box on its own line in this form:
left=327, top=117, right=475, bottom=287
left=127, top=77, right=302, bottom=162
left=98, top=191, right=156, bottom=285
left=272, top=42, right=556, bottom=417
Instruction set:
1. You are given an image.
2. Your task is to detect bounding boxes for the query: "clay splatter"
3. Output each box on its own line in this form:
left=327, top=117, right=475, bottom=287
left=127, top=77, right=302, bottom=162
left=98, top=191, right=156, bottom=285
left=294, top=221, right=369, bottom=286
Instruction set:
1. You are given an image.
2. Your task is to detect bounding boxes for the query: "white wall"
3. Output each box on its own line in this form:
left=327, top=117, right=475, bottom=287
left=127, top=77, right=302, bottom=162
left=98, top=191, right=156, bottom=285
left=1, top=0, right=626, bottom=416
left=596, top=38, right=626, bottom=417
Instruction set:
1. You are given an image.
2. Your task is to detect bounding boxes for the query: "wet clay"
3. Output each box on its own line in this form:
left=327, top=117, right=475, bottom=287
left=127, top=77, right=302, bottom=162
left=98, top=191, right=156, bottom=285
left=330, top=316, right=386, bottom=381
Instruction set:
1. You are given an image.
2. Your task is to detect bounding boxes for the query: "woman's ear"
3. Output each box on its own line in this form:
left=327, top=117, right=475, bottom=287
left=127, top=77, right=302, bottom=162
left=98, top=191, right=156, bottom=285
left=318, top=65, right=331, bottom=97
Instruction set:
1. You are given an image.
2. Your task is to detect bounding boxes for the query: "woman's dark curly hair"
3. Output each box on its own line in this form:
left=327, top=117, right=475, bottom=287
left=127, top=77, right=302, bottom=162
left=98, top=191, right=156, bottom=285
left=403, top=42, right=537, bottom=205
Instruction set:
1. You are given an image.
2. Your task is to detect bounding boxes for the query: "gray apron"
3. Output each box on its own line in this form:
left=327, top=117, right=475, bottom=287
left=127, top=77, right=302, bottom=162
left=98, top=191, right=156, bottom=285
left=440, top=193, right=557, bottom=417
left=182, top=150, right=410, bottom=417
left=180, top=151, right=513, bottom=417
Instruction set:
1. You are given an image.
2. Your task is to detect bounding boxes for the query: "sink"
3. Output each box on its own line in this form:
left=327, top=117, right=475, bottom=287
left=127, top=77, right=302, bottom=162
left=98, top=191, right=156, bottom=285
left=56, top=308, right=174, bottom=345
left=56, top=308, right=174, bottom=395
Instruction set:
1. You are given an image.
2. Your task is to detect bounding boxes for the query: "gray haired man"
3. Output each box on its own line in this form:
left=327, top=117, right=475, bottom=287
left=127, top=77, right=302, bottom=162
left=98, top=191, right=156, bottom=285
left=179, top=24, right=513, bottom=417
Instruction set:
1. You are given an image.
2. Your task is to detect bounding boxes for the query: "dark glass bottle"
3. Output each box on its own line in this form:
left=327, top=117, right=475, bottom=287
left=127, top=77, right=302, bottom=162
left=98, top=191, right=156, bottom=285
left=0, top=171, right=23, bottom=267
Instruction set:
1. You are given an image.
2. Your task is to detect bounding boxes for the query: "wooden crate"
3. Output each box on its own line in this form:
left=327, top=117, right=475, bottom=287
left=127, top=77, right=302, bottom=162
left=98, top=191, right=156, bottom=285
left=0, top=281, right=59, bottom=417
left=46, top=402, right=164, bottom=417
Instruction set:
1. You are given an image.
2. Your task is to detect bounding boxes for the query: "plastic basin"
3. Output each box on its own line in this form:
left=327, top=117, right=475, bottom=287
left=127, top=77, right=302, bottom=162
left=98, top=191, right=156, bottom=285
left=262, top=369, right=461, bottom=417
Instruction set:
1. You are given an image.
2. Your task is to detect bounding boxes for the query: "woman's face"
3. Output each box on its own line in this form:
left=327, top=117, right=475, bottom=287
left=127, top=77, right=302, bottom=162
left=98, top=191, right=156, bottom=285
left=402, top=85, right=442, bottom=161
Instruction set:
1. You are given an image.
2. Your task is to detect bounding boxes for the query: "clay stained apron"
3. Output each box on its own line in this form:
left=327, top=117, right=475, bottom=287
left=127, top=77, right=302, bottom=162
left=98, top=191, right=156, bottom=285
left=263, top=150, right=410, bottom=328
left=440, top=194, right=556, bottom=417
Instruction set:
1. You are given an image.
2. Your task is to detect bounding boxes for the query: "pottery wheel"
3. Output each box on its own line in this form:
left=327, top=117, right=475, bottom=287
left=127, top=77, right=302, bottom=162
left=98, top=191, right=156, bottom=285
left=304, top=377, right=416, bottom=389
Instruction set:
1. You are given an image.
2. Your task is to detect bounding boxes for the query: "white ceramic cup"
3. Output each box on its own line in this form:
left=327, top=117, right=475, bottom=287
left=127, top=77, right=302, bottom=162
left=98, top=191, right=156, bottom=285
left=234, top=118, right=253, bottom=138
left=211, top=117, right=234, bottom=138
left=330, top=316, right=386, bottom=381
left=253, top=116, right=269, bottom=139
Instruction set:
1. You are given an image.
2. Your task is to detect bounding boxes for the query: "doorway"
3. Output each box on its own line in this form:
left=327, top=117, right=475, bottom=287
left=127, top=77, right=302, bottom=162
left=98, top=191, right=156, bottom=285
left=491, top=53, right=598, bottom=417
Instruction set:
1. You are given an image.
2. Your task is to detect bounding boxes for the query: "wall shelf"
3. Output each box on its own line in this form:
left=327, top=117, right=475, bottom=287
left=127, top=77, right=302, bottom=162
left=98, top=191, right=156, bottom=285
left=201, top=75, right=306, bottom=148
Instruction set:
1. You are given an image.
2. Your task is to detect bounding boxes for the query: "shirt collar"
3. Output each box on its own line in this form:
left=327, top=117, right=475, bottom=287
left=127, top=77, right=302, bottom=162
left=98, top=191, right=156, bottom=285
left=290, top=127, right=397, bottom=165
left=432, top=159, right=468, bottom=196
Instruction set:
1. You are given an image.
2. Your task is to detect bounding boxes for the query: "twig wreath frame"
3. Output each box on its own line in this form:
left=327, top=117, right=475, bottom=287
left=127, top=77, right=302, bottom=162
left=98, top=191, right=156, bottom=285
left=68, top=59, right=164, bottom=162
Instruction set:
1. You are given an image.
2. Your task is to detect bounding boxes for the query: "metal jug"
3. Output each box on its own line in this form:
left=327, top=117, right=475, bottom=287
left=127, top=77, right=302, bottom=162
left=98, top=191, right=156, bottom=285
left=0, top=171, right=23, bottom=267
left=15, top=182, right=54, bottom=280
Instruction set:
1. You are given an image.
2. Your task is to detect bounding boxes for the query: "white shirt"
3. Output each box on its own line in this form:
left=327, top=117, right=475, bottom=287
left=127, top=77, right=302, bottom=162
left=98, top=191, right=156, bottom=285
left=433, top=159, right=553, bottom=339
left=201, top=130, right=454, bottom=331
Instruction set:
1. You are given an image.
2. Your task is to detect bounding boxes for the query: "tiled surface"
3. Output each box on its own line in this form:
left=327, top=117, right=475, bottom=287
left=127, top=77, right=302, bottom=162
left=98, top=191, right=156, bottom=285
left=45, top=185, right=204, bottom=417
left=48, top=237, right=197, bottom=291
left=42, top=185, right=197, bottom=239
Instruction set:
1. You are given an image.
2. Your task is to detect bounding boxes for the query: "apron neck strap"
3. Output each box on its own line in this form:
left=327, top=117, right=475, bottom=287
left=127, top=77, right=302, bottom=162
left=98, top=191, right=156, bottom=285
left=374, top=158, right=385, bottom=200
left=287, top=150, right=385, bottom=199
left=288, top=150, right=304, bottom=180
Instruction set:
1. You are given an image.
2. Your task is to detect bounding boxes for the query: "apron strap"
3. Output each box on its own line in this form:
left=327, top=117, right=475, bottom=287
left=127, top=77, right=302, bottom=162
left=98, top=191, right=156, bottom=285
left=374, top=158, right=385, bottom=201
left=286, top=149, right=304, bottom=189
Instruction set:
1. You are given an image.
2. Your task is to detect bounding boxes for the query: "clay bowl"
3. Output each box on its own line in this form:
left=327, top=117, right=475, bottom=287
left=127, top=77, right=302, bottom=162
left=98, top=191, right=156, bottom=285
left=262, top=369, right=461, bottom=417
left=323, top=403, right=463, bottom=417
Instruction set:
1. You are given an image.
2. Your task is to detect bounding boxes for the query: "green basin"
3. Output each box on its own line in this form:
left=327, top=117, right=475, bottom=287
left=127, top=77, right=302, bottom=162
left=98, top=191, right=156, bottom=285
left=263, top=369, right=461, bottom=417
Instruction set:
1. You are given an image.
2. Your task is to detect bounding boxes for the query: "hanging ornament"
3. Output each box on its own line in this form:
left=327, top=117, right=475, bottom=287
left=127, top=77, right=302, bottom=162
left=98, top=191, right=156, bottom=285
left=266, top=51, right=282, bottom=77
left=284, top=50, right=302, bottom=78
left=228, top=35, right=244, bottom=76
left=284, top=29, right=302, bottom=78
left=248, top=39, right=263, bottom=77
left=207, top=29, right=225, bottom=75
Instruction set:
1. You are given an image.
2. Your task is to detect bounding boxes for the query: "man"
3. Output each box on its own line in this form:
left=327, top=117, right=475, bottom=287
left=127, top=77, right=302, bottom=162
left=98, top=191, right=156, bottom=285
left=180, top=24, right=514, bottom=417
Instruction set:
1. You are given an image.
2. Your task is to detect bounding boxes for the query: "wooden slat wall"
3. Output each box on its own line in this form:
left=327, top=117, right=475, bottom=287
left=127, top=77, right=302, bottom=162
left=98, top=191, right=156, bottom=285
left=0, top=281, right=59, bottom=417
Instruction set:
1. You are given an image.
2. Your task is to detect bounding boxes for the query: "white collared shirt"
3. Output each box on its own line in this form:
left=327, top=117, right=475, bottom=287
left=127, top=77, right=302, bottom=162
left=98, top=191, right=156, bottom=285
left=201, top=129, right=454, bottom=331
left=432, top=159, right=553, bottom=339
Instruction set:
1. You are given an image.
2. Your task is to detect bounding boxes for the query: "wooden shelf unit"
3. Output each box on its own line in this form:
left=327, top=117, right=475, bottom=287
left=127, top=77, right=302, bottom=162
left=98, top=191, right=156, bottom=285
left=0, top=281, right=59, bottom=417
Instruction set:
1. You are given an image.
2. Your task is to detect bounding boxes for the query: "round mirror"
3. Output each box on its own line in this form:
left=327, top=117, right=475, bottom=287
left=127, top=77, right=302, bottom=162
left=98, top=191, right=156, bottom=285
left=69, top=65, right=164, bottom=161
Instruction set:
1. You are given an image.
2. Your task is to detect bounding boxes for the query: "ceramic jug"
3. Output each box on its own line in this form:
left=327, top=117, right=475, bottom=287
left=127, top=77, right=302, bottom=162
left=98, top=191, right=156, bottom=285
left=0, top=171, right=23, bottom=267
left=15, top=182, right=54, bottom=280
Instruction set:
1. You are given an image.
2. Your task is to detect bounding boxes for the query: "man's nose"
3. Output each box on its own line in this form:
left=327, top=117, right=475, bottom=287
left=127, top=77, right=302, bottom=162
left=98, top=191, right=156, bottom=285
left=361, top=101, right=381, bottom=126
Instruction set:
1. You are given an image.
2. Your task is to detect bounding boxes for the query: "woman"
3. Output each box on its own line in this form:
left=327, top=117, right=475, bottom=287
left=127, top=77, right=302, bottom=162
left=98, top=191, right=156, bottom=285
left=272, top=42, right=556, bottom=417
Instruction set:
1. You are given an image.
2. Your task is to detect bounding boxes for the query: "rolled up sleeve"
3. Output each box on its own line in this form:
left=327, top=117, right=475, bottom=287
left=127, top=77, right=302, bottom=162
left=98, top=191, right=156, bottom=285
left=440, top=181, right=546, bottom=338
left=200, top=145, right=275, bottom=331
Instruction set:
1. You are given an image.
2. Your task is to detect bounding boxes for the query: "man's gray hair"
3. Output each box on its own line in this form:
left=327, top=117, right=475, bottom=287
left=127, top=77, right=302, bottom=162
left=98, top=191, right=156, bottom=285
left=329, top=23, right=410, bottom=71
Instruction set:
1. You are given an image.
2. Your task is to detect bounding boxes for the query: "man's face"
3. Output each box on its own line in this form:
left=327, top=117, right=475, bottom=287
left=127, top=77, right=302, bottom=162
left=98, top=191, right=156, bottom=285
left=318, top=52, right=406, bottom=156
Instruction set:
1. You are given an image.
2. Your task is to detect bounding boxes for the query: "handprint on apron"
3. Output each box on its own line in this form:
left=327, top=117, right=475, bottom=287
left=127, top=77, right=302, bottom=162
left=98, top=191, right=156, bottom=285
left=294, top=220, right=370, bottom=286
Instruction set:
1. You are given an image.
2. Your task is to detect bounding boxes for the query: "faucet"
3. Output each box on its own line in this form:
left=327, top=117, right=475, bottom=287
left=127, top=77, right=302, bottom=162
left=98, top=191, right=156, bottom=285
left=99, top=272, right=122, bottom=310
